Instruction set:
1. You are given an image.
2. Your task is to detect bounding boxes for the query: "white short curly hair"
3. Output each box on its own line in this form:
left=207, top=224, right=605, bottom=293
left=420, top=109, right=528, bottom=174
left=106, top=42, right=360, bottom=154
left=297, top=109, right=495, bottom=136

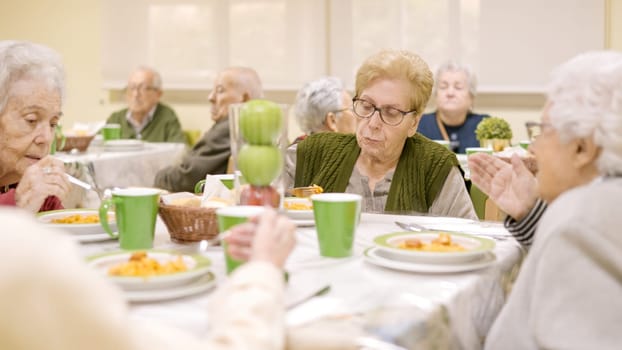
left=0, top=41, right=65, bottom=114
left=294, top=77, right=344, bottom=134
left=547, top=51, right=622, bottom=176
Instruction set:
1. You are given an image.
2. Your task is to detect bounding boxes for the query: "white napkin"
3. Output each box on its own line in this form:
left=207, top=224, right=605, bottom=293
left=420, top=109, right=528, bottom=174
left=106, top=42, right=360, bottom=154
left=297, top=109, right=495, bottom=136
left=200, top=175, right=234, bottom=207
left=161, top=192, right=198, bottom=205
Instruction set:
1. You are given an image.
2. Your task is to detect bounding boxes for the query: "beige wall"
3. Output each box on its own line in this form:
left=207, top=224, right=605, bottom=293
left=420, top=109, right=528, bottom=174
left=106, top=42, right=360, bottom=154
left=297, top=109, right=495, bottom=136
left=1, top=0, right=620, bottom=142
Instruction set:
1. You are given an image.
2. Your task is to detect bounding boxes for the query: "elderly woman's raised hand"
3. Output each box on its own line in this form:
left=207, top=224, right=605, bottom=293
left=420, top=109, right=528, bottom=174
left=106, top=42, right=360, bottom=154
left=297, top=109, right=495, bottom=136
left=468, top=153, right=538, bottom=221
left=224, top=208, right=296, bottom=268
left=15, top=156, right=70, bottom=213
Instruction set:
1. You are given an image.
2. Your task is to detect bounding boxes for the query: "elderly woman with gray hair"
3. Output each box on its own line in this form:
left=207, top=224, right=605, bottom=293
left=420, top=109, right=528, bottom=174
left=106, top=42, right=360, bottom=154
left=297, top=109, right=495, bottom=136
left=417, top=61, right=489, bottom=153
left=0, top=41, right=70, bottom=213
left=484, top=51, right=622, bottom=349
left=285, top=77, right=356, bottom=189
left=291, top=76, right=356, bottom=144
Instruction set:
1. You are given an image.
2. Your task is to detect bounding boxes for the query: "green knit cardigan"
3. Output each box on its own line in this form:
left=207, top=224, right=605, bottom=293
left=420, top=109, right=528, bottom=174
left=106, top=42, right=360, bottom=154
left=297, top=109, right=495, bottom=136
left=294, top=133, right=459, bottom=213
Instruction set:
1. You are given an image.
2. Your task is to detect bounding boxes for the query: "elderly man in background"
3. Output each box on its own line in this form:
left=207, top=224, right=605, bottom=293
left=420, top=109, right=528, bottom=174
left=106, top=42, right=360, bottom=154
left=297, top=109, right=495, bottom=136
left=418, top=61, right=489, bottom=153
left=289, top=50, right=475, bottom=218
left=284, top=77, right=357, bottom=189
left=154, top=67, right=262, bottom=192
left=106, top=66, right=185, bottom=143
left=484, top=51, right=622, bottom=349
left=0, top=41, right=70, bottom=213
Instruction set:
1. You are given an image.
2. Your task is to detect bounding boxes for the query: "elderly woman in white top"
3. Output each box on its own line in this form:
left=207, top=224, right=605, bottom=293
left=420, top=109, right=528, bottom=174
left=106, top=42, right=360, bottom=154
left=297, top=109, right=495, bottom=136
left=1, top=207, right=296, bottom=350
left=485, top=51, right=622, bottom=349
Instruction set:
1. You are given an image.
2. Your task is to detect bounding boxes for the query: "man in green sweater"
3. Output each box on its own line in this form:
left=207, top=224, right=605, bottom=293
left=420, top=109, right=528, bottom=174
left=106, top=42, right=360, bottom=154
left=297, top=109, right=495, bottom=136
left=106, top=66, right=185, bottom=143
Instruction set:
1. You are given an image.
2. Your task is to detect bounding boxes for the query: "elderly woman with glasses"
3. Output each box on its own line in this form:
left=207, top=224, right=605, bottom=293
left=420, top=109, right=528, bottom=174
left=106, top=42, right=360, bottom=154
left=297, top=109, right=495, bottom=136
left=483, top=51, right=622, bottom=349
left=287, top=50, right=476, bottom=218
left=0, top=41, right=70, bottom=213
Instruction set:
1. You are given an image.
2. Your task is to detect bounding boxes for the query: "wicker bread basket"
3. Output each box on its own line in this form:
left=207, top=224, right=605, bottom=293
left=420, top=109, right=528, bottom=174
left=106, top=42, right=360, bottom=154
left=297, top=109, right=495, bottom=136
left=158, top=202, right=220, bottom=243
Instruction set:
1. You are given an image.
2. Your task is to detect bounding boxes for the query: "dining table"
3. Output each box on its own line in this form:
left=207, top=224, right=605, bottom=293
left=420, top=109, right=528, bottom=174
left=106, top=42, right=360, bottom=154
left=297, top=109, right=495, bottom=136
left=55, top=141, right=186, bottom=208
left=76, top=210, right=524, bottom=350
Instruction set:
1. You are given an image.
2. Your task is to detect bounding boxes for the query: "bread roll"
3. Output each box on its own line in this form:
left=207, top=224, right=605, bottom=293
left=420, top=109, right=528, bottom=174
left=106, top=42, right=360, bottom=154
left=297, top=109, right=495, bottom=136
left=170, top=196, right=202, bottom=207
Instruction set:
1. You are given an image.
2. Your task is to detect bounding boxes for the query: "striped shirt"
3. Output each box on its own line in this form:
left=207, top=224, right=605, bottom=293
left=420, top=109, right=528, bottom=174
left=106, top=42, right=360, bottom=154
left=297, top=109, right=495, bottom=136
left=503, top=198, right=547, bottom=248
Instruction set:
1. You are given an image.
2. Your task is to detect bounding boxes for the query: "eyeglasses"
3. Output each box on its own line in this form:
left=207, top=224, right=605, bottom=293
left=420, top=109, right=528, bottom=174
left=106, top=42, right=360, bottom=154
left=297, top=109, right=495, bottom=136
left=525, top=121, right=553, bottom=141
left=124, top=85, right=159, bottom=94
left=352, top=98, right=416, bottom=126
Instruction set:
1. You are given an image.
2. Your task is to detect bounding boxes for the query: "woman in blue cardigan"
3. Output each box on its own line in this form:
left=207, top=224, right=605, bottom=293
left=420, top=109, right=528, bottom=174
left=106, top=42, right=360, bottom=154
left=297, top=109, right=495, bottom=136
left=418, top=61, right=488, bottom=153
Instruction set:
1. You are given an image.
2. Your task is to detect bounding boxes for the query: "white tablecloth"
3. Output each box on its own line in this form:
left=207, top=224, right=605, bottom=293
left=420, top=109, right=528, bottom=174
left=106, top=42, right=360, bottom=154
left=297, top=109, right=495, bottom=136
left=56, top=142, right=185, bottom=207
left=79, top=213, right=523, bottom=350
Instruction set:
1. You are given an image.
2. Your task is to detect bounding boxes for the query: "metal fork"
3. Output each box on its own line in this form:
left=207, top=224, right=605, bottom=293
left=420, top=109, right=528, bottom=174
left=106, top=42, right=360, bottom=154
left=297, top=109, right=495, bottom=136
left=395, top=221, right=511, bottom=240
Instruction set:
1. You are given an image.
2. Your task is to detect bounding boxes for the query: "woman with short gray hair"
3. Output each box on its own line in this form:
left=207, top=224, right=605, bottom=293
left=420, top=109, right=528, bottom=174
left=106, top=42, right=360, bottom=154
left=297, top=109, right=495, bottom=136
left=418, top=61, right=489, bottom=153
left=291, top=76, right=356, bottom=144
left=0, top=40, right=70, bottom=213
left=485, top=50, right=622, bottom=349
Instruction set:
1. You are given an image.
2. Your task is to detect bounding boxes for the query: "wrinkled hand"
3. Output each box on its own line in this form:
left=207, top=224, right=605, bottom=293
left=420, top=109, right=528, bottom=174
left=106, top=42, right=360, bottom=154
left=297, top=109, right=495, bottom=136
left=224, top=208, right=296, bottom=268
left=15, top=156, right=70, bottom=213
left=468, top=153, right=538, bottom=221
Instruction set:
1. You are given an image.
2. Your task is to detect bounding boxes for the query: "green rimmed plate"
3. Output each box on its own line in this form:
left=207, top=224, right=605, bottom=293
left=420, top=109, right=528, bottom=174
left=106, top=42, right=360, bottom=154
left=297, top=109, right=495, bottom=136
left=38, top=209, right=116, bottom=236
left=373, top=231, right=495, bottom=263
left=87, top=250, right=211, bottom=291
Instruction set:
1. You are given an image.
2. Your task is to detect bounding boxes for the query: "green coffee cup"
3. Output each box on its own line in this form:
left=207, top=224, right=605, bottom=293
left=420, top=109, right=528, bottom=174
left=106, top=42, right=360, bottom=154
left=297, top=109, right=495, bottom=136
left=102, top=123, right=121, bottom=141
left=465, top=147, right=493, bottom=156
left=99, top=188, right=160, bottom=250
left=519, top=140, right=531, bottom=150
left=216, top=205, right=266, bottom=274
left=311, top=193, right=362, bottom=258
left=194, top=174, right=235, bottom=194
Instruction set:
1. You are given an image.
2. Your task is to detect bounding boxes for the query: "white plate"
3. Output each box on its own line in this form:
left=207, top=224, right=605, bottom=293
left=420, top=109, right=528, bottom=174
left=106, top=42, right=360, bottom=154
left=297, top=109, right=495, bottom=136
left=72, top=232, right=117, bottom=243
left=125, top=272, right=216, bottom=302
left=88, top=251, right=211, bottom=290
left=104, top=139, right=144, bottom=151
left=283, top=197, right=314, bottom=220
left=373, top=232, right=495, bottom=264
left=38, top=209, right=116, bottom=235
left=292, top=219, right=315, bottom=227
left=364, top=247, right=496, bottom=273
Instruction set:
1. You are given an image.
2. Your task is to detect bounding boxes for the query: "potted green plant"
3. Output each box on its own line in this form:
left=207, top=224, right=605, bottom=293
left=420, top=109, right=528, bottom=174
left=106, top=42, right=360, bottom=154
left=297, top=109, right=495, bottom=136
left=475, top=117, right=513, bottom=152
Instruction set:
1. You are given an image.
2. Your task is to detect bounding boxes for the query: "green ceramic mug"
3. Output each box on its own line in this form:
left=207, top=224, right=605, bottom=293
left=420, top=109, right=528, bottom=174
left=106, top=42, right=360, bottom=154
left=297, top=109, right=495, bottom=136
left=519, top=140, right=531, bottom=150
left=99, top=188, right=160, bottom=250
left=311, top=193, right=362, bottom=258
left=216, top=205, right=266, bottom=274
left=102, top=123, right=121, bottom=141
